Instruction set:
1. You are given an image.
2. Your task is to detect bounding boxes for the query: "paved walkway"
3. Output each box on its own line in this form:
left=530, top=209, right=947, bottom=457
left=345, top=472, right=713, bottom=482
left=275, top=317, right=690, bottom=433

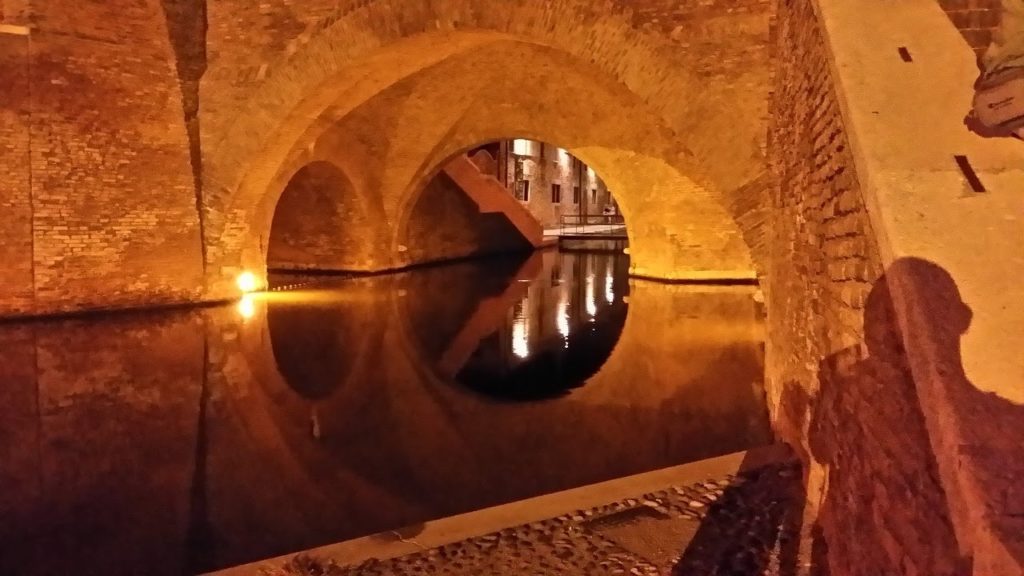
left=217, top=446, right=819, bottom=576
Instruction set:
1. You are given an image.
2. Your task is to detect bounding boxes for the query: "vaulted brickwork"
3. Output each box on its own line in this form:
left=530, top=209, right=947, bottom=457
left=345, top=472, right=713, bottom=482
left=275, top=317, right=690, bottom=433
left=0, top=0, right=773, bottom=314
left=0, top=33, right=33, bottom=314
left=0, top=0, right=204, bottom=316
left=266, top=162, right=370, bottom=272
left=194, top=0, right=773, bottom=296
left=229, top=38, right=759, bottom=289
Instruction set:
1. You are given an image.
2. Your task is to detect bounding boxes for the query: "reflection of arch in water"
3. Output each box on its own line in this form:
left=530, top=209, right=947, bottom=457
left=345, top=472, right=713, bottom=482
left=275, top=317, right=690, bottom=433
left=391, top=250, right=632, bottom=400
left=266, top=291, right=386, bottom=439
left=203, top=274, right=770, bottom=569
left=459, top=251, right=631, bottom=400
left=393, top=252, right=539, bottom=367
left=268, top=300, right=361, bottom=402
left=198, top=290, right=414, bottom=570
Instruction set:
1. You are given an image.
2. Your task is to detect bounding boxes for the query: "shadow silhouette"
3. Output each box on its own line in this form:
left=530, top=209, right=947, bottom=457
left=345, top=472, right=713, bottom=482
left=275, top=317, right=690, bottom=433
left=794, top=257, right=1022, bottom=575
left=671, top=452, right=807, bottom=576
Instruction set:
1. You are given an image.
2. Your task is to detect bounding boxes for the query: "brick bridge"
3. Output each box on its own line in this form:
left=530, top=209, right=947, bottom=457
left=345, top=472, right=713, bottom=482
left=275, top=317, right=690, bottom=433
left=0, top=0, right=1021, bottom=574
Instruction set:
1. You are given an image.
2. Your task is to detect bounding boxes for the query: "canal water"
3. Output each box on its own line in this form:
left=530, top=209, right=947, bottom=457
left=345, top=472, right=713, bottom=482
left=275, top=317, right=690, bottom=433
left=0, top=249, right=771, bottom=575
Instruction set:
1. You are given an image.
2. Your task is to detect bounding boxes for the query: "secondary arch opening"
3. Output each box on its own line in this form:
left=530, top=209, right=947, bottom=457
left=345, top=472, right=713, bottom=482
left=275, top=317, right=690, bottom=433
left=266, top=161, right=386, bottom=276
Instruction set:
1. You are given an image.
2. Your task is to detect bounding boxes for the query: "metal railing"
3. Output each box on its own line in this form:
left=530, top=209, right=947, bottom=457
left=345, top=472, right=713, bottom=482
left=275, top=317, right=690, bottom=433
left=554, top=214, right=627, bottom=237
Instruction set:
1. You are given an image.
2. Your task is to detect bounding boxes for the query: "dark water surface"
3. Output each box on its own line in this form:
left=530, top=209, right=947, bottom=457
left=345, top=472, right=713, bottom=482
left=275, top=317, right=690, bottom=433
left=0, top=250, right=771, bottom=575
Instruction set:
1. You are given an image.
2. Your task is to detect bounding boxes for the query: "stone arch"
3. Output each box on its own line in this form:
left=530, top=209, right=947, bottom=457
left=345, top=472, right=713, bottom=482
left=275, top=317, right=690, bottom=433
left=352, top=39, right=755, bottom=279
left=199, top=2, right=770, bottom=296
left=266, top=160, right=386, bottom=272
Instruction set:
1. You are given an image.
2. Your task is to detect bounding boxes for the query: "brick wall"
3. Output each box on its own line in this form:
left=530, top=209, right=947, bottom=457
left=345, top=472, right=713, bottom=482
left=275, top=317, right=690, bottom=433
left=1, top=0, right=771, bottom=312
left=767, top=0, right=967, bottom=573
left=266, top=161, right=380, bottom=272
left=938, top=0, right=1002, bottom=54
left=0, top=33, right=34, bottom=314
left=0, top=0, right=205, bottom=316
left=506, top=142, right=612, bottom=229
left=617, top=0, right=773, bottom=263
left=0, top=0, right=31, bottom=24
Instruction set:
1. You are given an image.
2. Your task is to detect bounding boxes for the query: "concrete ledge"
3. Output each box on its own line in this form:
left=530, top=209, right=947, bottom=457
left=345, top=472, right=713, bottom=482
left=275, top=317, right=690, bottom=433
left=814, top=0, right=1024, bottom=573
left=206, top=445, right=794, bottom=576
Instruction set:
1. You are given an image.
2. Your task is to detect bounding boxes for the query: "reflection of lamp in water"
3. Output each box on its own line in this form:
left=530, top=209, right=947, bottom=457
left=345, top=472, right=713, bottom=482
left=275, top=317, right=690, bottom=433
left=512, top=299, right=530, bottom=359
left=237, top=294, right=256, bottom=320
left=556, top=293, right=570, bottom=347
left=605, top=258, right=615, bottom=304
left=586, top=274, right=597, bottom=318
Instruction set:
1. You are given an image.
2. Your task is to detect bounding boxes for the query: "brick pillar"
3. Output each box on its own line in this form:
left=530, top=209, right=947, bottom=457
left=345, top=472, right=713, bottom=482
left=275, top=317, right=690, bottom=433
left=0, top=30, right=34, bottom=315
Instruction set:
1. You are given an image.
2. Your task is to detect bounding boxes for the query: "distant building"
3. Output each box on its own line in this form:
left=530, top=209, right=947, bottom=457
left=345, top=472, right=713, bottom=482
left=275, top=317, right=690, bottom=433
left=468, top=140, right=618, bottom=229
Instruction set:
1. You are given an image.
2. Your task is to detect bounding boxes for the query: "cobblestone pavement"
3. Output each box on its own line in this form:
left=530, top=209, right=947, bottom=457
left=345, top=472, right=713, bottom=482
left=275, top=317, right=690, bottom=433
left=264, top=460, right=817, bottom=576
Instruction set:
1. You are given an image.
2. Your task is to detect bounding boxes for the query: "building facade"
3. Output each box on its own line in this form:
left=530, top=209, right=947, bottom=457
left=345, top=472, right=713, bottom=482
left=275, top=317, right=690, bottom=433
left=471, top=140, right=617, bottom=229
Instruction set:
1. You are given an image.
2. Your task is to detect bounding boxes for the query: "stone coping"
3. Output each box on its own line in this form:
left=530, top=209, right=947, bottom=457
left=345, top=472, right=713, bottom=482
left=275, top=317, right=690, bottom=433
left=207, top=444, right=794, bottom=576
left=0, top=24, right=30, bottom=36
left=813, top=1, right=1024, bottom=573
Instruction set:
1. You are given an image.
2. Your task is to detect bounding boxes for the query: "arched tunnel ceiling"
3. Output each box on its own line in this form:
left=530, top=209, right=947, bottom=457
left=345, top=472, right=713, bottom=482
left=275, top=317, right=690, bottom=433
left=197, top=1, right=772, bottom=285
left=255, top=39, right=757, bottom=279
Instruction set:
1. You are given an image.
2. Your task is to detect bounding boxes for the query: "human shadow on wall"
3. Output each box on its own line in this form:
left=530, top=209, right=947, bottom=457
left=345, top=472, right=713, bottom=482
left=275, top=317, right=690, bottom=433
left=799, top=257, right=1024, bottom=576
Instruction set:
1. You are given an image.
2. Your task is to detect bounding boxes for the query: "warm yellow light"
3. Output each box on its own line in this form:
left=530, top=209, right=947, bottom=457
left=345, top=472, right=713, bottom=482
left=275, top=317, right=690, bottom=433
left=237, top=294, right=256, bottom=320
left=236, top=271, right=260, bottom=293
left=585, top=274, right=597, bottom=318
left=512, top=298, right=530, bottom=359
left=556, top=294, right=570, bottom=340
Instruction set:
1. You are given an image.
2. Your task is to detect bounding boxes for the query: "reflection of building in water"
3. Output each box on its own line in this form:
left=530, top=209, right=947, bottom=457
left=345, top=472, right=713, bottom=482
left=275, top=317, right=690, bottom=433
left=456, top=249, right=629, bottom=399
left=495, top=250, right=628, bottom=367
left=511, top=299, right=530, bottom=359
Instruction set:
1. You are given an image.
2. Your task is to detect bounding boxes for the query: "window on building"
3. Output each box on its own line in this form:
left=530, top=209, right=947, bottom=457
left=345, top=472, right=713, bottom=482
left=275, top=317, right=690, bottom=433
left=551, top=183, right=562, bottom=204
left=573, top=185, right=580, bottom=204
left=516, top=180, right=531, bottom=202
left=591, top=188, right=598, bottom=204
left=512, top=139, right=531, bottom=156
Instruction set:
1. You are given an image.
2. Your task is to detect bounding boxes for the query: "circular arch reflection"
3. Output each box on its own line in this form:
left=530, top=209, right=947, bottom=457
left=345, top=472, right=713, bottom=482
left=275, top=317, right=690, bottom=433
left=397, top=250, right=631, bottom=400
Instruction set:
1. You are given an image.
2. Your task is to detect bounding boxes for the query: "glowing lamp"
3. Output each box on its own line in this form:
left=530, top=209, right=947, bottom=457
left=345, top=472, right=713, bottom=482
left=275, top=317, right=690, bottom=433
left=236, top=271, right=260, bottom=293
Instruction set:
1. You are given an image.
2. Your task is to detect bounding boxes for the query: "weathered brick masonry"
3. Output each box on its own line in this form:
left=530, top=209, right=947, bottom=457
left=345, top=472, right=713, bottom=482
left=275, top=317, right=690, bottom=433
left=619, top=0, right=774, bottom=267
left=766, top=1, right=967, bottom=574
left=195, top=0, right=772, bottom=294
left=0, top=32, right=33, bottom=314
left=265, top=161, right=370, bottom=272
left=1, top=0, right=774, bottom=313
left=0, top=0, right=205, bottom=316
left=938, top=0, right=1002, bottom=55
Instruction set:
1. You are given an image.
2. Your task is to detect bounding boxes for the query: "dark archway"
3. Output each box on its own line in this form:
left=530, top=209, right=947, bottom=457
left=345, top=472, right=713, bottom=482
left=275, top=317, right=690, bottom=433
left=267, top=161, right=376, bottom=273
